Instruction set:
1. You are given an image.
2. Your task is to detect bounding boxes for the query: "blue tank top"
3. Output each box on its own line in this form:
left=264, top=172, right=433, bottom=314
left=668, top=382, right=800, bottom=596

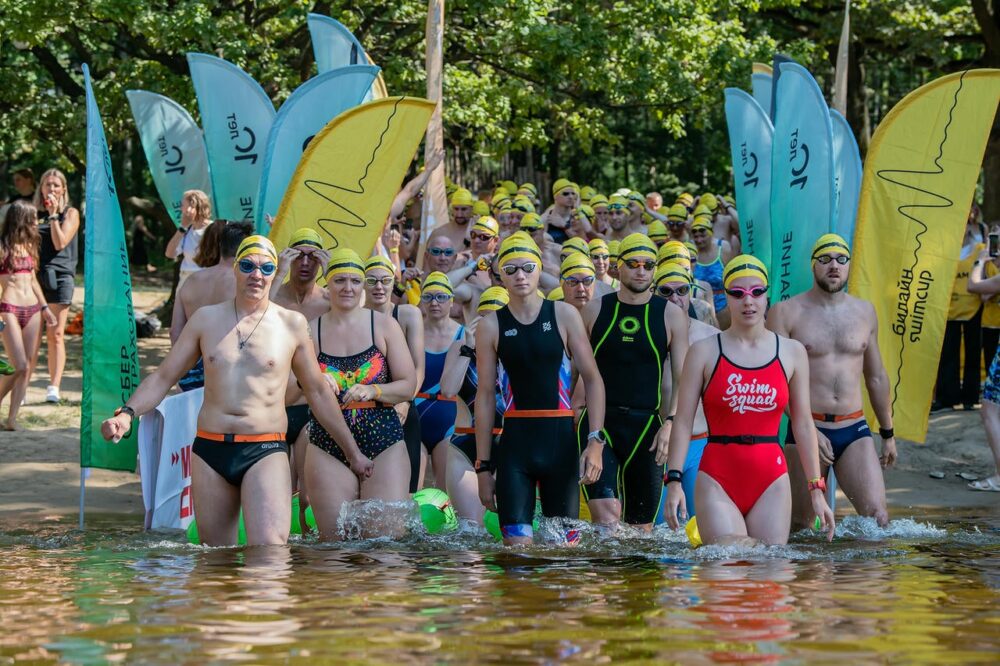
left=694, top=240, right=726, bottom=312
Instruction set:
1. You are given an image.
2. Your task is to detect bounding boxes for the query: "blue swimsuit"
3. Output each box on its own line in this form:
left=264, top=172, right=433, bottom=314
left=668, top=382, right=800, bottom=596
left=415, top=325, right=464, bottom=450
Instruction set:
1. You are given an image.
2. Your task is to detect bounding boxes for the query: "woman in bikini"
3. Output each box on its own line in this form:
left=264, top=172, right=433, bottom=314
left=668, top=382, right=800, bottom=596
left=0, top=201, right=56, bottom=429
left=302, top=248, right=416, bottom=540
left=662, top=255, right=835, bottom=545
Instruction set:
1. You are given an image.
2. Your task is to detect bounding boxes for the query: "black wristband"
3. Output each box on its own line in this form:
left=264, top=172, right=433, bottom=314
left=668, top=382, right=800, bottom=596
left=475, top=459, right=494, bottom=474
left=879, top=427, right=894, bottom=439
left=459, top=344, right=476, bottom=360
left=663, top=415, right=674, bottom=421
left=665, top=469, right=683, bottom=484
left=392, top=283, right=406, bottom=297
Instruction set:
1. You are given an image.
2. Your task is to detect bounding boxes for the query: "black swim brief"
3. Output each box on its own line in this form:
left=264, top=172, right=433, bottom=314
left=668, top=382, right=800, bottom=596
left=192, top=431, right=289, bottom=487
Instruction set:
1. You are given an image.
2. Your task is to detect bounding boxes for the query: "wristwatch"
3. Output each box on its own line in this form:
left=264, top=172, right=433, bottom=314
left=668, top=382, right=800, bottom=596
left=587, top=429, right=606, bottom=443
left=115, top=405, right=136, bottom=420
left=475, top=459, right=494, bottom=474
left=808, top=477, right=827, bottom=492
left=459, top=344, right=476, bottom=360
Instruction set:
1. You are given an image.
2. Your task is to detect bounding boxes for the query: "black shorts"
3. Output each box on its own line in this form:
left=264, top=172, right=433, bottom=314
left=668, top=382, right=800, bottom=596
left=578, top=408, right=663, bottom=525
left=496, top=415, right=579, bottom=530
left=192, top=436, right=289, bottom=487
left=41, top=272, right=75, bottom=305
left=285, top=404, right=311, bottom=446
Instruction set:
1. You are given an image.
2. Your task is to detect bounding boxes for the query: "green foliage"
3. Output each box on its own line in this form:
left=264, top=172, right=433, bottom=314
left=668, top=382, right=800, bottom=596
left=0, top=0, right=988, bottom=204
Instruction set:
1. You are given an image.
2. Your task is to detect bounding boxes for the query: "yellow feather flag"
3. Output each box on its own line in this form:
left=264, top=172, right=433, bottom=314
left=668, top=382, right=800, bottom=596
left=849, top=70, right=1000, bottom=442
left=269, top=97, right=435, bottom=259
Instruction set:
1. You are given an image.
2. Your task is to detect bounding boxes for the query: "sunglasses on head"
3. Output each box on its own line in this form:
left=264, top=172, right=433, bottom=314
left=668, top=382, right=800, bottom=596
left=725, top=285, right=769, bottom=299
left=623, top=259, right=656, bottom=271
left=238, top=259, right=276, bottom=276
left=365, top=276, right=394, bottom=287
left=564, top=275, right=595, bottom=288
left=815, top=254, right=850, bottom=265
left=421, top=292, right=453, bottom=303
left=590, top=253, right=609, bottom=261
left=657, top=284, right=690, bottom=298
left=501, top=261, right=538, bottom=276
left=428, top=247, right=456, bottom=257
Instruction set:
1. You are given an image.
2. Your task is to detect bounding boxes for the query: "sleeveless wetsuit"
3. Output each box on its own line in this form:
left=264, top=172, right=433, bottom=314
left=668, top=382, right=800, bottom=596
left=579, top=292, right=668, bottom=524
left=450, top=355, right=512, bottom=465
left=495, top=299, right=577, bottom=537
left=308, top=311, right=404, bottom=466
left=699, top=333, right=789, bottom=515
left=392, top=305, right=424, bottom=493
left=694, top=240, right=726, bottom=314
left=415, top=324, right=464, bottom=450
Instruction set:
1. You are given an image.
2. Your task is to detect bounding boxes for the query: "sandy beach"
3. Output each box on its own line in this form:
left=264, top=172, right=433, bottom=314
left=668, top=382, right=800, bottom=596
left=0, top=278, right=996, bottom=526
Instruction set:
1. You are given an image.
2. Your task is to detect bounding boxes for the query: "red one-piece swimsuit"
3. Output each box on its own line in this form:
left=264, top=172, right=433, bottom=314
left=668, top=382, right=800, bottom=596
left=699, top=332, right=790, bottom=515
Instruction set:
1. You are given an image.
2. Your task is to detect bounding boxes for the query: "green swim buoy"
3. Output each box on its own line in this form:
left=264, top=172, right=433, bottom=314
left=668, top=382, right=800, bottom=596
left=413, top=487, right=458, bottom=534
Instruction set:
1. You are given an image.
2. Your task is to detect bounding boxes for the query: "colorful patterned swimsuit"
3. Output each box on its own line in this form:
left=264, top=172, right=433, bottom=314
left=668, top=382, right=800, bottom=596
left=308, top=310, right=404, bottom=465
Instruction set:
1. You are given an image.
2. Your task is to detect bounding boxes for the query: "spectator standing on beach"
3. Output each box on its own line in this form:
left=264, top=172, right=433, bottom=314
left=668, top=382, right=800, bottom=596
left=33, top=168, right=79, bottom=404
left=129, top=215, right=157, bottom=273
left=933, top=205, right=986, bottom=411
left=165, top=190, right=213, bottom=288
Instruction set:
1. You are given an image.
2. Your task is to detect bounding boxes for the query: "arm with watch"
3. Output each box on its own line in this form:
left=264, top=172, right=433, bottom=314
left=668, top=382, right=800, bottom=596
left=439, top=324, right=477, bottom=398
left=164, top=222, right=188, bottom=260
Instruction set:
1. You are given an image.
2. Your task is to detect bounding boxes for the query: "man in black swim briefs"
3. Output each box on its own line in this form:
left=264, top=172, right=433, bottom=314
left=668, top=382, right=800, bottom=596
left=767, top=233, right=897, bottom=527
left=102, top=235, right=373, bottom=546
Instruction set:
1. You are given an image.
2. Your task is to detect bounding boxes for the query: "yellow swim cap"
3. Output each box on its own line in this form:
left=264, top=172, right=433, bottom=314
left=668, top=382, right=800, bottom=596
left=617, top=233, right=657, bottom=267
left=472, top=200, right=490, bottom=217
left=578, top=204, right=595, bottom=221
left=655, top=261, right=693, bottom=287
left=684, top=241, right=698, bottom=256
left=325, top=248, right=365, bottom=279
left=589, top=194, right=609, bottom=209
left=478, top=286, right=509, bottom=313
left=422, top=271, right=454, bottom=296
left=608, top=194, right=628, bottom=210
left=236, top=235, right=278, bottom=264
left=472, top=216, right=500, bottom=238
left=519, top=212, right=544, bottom=231
left=289, top=227, right=323, bottom=249
left=490, top=190, right=510, bottom=207
left=510, top=195, right=536, bottom=213
left=547, top=286, right=564, bottom=301
left=691, top=217, right=713, bottom=233
left=677, top=192, right=695, bottom=206
left=667, top=203, right=689, bottom=222
left=518, top=182, right=538, bottom=196
left=500, top=180, right=518, bottom=196
left=700, top=193, right=719, bottom=212
left=723, top=254, right=769, bottom=288
left=811, top=233, right=851, bottom=261
left=561, top=236, right=589, bottom=259
left=580, top=185, right=596, bottom=201
left=364, top=255, right=395, bottom=275
left=648, top=220, right=668, bottom=243
left=693, top=204, right=713, bottom=222
left=552, top=178, right=579, bottom=197
left=588, top=238, right=609, bottom=255
left=498, top=231, right=542, bottom=266
left=560, top=252, right=596, bottom=280
left=451, top=187, right=474, bottom=207
left=658, top=240, right=691, bottom=267
left=608, top=239, right=621, bottom=261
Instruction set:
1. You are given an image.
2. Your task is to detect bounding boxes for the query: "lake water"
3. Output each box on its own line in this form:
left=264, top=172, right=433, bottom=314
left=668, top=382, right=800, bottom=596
left=1, top=509, right=998, bottom=664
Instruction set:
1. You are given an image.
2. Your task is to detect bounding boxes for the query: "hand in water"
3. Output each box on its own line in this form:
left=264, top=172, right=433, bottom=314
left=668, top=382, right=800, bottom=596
left=349, top=452, right=375, bottom=479
left=664, top=482, right=687, bottom=529
left=810, top=490, right=836, bottom=541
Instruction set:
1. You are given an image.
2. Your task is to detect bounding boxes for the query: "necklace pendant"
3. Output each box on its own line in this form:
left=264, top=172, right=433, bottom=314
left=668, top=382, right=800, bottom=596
left=238, top=340, right=246, bottom=351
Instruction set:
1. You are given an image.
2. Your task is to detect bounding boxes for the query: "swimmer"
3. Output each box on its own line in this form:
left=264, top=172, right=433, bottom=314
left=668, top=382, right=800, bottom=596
left=578, top=234, right=689, bottom=529
left=665, top=204, right=691, bottom=243
left=440, top=287, right=512, bottom=522
left=560, top=252, right=611, bottom=310
left=606, top=196, right=630, bottom=242
left=270, top=228, right=332, bottom=521
left=425, top=188, right=475, bottom=259
left=300, top=249, right=417, bottom=540
left=363, top=255, right=425, bottom=494
left=448, top=215, right=500, bottom=323
left=170, top=221, right=253, bottom=391
left=590, top=195, right=610, bottom=236
left=700, top=193, right=741, bottom=255
left=415, top=272, right=464, bottom=490
left=102, top=236, right=373, bottom=546
left=653, top=261, right=719, bottom=517
left=589, top=238, right=619, bottom=290
left=519, top=213, right=563, bottom=290
left=663, top=255, right=835, bottom=545
left=657, top=241, right=718, bottom=325
left=475, top=232, right=607, bottom=545
left=691, top=216, right=734, bottom=329
left=967, top=247, right=1000, bottom=491
left=624, top=191, right=647, bottom=234
left=540, top=178, right=579, bottom=244
left=767, top=234, right=896, bottom=527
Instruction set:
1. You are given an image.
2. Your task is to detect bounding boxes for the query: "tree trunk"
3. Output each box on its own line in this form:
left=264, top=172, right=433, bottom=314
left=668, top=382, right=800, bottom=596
left=983, top=110, right=1000, bottom=223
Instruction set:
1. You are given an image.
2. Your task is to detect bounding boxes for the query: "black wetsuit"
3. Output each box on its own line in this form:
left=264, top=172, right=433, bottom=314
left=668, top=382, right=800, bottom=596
left=393, top=304, right=424, bottom=493
left=579, top=292, right=668, bottom=524
left=495, top=299, right=577, bottom=536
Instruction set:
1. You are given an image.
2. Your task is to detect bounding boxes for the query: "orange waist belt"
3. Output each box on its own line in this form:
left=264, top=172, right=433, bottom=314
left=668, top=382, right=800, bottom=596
left=342, top=401, right=379, bottom=410
left=505, top=409, right=574, bottom=418
left=196, top=430, right=285, bottom=443
left=811, top=409, right=864, bottom=423
left=454, top=426, right=503, bottom=435
left=416, top=392, right=457, bottom=402
left=692, top=431, right=709, bottom=441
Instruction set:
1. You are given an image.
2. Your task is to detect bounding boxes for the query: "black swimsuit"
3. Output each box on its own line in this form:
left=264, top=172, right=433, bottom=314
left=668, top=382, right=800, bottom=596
left=393, top=304, right=424, bottom=493
left=580, top=293, right=668, bottom=524
left=307, top=311, right=404, bottom=465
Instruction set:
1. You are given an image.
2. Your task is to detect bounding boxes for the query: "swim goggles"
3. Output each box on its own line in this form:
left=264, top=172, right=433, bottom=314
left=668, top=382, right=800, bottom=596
left=238, top=259, right=276, bottom=276
left=725, top=285, right=769, bottom=299
left=501, top=262, right=538, bottom=276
